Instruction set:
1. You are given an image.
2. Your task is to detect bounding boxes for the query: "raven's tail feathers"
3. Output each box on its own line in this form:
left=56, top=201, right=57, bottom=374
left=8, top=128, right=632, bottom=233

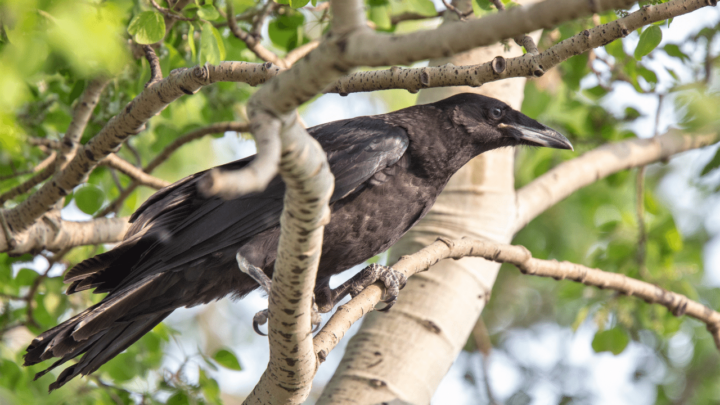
left=24, top=272, right=173, bottom=391
left=24, top=308, right=170, bottom=391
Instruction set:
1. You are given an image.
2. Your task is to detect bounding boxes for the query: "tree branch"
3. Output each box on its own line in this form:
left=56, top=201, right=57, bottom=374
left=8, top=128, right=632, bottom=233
left=514, top=130, right=719, bottom=233
left=327, top=0, right=711, bottom=94
left=3, top=65, right=212, bottom=236
left=341, top=0, right=635, bottom=68
left=315, top=237, right=720, bottom=360
left=0, top=213, right=129, bottom=255
left=56, top=77, right=109, bottom=172
left=99, top=154, right=170, bottom=190
left=227, top=1, right=286, bottom=68
left=0, top=152, right=56, bottom=205
left=95, top=122, right=249, bottom=217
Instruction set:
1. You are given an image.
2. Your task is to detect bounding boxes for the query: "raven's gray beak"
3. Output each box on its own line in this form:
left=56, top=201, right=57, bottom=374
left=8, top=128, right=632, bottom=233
left=500, top=124, right=574, bottom=151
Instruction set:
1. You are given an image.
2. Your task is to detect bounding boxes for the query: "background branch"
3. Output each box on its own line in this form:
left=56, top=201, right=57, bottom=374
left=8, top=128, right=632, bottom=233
left=514, top=130, right=719, bottom=233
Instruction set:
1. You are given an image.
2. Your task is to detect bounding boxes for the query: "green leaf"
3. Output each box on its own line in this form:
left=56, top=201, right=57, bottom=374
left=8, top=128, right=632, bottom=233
left=166, top=391, right=190, bottom=405
left=592, top=327, right=630, bottom=355
left=701, top=147, right=720, bottom=176
left=200, top=23, right=226, bottom=64
left=198, top=5, right=220, bottom=20
left=199, top=369, right=221, bottom=403
left=232, top=0, right=257, bottom=13
left=663, top=44, right=689, bottom=62
left=188, top=24, right=197, bottom=62
left=212, top=348, right=242, bottom=370
left=368, top=4, right=392, bottom=30
left=634, top=25, right=662, bottom=59
left=13, top=268, right=38, bottom=288
left=472, top=0, right=494, bottom=17
left=66, top=79, right=86, bottom=104
left=75, top=184, right=105, bottom=214
left=290, top=0, right=311, bottom=7
left=127, top=11, right=166, bottom=45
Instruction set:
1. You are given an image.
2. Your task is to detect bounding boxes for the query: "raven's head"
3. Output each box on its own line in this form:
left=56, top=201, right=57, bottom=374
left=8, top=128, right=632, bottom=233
left=438, top=93, right=573, bottom=151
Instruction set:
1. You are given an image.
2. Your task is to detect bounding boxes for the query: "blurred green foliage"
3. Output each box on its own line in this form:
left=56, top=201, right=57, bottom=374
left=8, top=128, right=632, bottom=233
left=0, top=0, right=718, bottom=404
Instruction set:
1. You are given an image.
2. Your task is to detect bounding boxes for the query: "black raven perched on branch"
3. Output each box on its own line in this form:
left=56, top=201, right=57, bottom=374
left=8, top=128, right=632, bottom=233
left=25, top=93, right=572, bottom=390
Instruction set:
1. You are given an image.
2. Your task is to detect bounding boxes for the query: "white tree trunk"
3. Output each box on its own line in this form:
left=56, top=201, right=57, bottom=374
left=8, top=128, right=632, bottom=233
left=318, top=2, right=537, bottom=402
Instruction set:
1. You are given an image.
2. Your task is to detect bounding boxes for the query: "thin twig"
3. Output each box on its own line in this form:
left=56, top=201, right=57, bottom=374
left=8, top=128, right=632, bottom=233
left=96, top=122, right=248, bottom=217
left=227, top=1, right=285, bottom=67
left=442, top=0, right=472, bottom=20
left=142, top=45, right=163, bottom=86
left=149, top=0, right=196, bottom=21
left=0, top=152, right=56, bottom=205
left=100, top=154, right=170, bottom=190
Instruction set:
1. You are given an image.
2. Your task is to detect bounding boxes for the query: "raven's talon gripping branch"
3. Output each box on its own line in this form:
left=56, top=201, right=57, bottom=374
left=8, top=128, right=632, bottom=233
left=253, top=309, right=269, bottom=336
left=350, top=263, right=407, bottom=312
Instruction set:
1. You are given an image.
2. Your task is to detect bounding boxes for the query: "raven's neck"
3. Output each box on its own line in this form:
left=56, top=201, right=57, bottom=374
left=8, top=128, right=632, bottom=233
left=382, top=106, right=483, bottom=183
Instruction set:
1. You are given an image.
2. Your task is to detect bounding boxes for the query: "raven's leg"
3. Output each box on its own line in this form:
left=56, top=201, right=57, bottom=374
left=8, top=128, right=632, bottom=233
left=236, top=254, right=322, bottom=336
left=315, top=264, right=407, bottom=313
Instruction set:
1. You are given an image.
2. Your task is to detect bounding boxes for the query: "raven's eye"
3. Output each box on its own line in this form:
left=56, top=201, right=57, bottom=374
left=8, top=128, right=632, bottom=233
left=490, top=107, right=503, bottom=119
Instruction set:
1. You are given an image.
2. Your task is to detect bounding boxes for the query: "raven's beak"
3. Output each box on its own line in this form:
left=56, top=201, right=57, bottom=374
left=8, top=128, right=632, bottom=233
left=500, top=124, right=574, bottom=151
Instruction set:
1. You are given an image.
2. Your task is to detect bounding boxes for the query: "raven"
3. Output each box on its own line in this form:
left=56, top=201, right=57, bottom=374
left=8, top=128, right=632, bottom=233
left=24, top=93, right=572, bottom=390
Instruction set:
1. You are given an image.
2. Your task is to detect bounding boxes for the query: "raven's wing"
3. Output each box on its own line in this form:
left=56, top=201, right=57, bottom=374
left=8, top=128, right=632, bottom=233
left=65, top=116, right=408, bottom=295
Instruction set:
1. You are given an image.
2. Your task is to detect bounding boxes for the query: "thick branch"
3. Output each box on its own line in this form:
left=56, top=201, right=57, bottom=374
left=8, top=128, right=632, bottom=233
left=342, top=0, right=636, bottom=68
left=514, top=130, right=719, bottom=233
left=0, top=213, right=129, bottom=255
left=316, top=238, right=720, bottom=357
left=242, top=113, right=334, bottom=404
left=239, top=2, right=359, bottom=402
left=327, top=0, right=711, bottom=94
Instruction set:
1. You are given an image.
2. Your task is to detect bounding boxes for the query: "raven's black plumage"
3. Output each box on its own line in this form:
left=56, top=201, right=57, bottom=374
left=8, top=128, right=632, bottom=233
left=24, top=93, right=572, bottom=390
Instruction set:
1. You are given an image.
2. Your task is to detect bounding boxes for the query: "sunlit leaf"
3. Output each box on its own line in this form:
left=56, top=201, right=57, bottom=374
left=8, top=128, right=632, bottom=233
left=212, top=348, right=242, bottom=370
left=198, top=5, right=220, bottom=20
left=200, top=23, right=226, bottom=64
left=634, top=25, right=662, bottom=59
left=128, top=11, right=166, bottom=45
left=592, top=327, right=630, bottom=355
left=75, top=185, right=105, bottom=215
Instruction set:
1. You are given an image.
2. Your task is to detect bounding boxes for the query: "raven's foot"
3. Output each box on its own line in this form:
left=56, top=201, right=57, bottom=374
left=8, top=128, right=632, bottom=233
left=315, top=264, right=407, bottom=313
left=237, top=253, right=322, bottom=336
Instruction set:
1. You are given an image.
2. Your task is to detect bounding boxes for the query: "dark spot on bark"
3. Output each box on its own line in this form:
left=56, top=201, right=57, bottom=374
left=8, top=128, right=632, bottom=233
left=621, top=28, right=630, bottom=37
left=84, top=149, right=95, bottom=161
left=421, top=319, right=441, bottom=334
left=179, top=86, right=193, bottom=95
left=283, top=308, right=295, bottom=315
left=369, top=379, right=386, bottom=388
left=491, top=56, right=506, bottom=74
left=285, top=357, right=297, bottom=366
left=420, top=71, right=430, bottom=87
left=337, top=38, right=347, bottom=53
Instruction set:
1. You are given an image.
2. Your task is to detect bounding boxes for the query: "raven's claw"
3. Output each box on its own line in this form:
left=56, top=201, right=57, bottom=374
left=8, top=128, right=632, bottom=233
left=253, top=309, right=269, bottom=336
left=350, top=263, right=407, bottom=311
